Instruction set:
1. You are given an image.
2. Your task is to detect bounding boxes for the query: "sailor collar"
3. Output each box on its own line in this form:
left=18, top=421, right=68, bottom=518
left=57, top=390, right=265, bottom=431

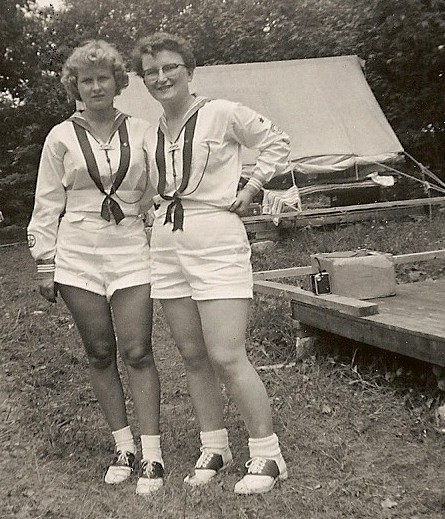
left=68, top=110, right=128, bottom=147
left=158, top=96, right=210, bottom=140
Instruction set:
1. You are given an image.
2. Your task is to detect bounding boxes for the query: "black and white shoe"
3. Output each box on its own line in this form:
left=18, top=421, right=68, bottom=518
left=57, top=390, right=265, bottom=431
left=234, top=456, right=288, bottom=494
left=136, top=460, right=164, bottom=495
left=184, top=447, right=233, bottom=486
left=104, top=451, right=136, bottom=484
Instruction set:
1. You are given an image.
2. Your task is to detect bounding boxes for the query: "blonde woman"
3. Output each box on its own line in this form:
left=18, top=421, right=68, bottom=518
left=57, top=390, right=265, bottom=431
left=27, top=40, right=162, bottom=495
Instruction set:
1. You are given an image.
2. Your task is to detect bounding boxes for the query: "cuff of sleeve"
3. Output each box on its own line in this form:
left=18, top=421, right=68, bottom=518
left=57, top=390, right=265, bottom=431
left=37, top=262, right=55, bottom=273
left=243, top=181, right=262, bottom=196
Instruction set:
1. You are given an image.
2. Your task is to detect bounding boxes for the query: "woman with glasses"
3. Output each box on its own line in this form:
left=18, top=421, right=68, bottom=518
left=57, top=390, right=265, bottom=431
left=132, top=32, right=290, bottom=495
left=27, top=40, right=164, bottom=495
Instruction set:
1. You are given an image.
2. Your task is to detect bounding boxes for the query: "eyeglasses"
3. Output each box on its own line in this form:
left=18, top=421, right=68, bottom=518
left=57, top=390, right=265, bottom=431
left=143, top=63, right=187, bottom=82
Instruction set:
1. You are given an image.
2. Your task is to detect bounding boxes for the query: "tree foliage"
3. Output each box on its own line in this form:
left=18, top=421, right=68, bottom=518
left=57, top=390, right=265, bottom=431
left=362, top=0, right=445, bottom=167
left=1, top=0, right=445, bottom=225
left=0, top=1, right=72, bottom=223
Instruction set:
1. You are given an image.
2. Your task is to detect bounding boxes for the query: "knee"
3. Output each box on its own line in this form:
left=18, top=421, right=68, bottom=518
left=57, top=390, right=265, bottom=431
left=180, top=341, right=209, bottom=373
left=209, top=350, right=247, bottom=381
left=121, top=342, right=155, bottom=370
left=86, top=341, right=116, bottom=370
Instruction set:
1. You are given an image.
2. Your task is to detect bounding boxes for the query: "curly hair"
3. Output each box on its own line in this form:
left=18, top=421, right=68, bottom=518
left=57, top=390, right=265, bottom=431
left=132, top=32, right=196, bottom=78
left=61, top=40, right=129, bottom=101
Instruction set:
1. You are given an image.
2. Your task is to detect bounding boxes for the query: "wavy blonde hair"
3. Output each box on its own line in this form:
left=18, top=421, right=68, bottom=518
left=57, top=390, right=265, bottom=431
left=61, top=40, right=129, bottom=101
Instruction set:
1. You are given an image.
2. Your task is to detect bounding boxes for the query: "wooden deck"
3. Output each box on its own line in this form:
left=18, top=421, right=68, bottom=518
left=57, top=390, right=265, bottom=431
left=290, top=279, right=445, bottom=367
left=253, top=249, right=445, bottom=367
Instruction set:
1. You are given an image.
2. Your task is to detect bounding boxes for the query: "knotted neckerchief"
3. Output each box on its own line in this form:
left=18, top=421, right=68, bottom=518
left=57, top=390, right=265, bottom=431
left=155, top=110, right=199, bottom=231
left=72, top=113, right=130, bottom=224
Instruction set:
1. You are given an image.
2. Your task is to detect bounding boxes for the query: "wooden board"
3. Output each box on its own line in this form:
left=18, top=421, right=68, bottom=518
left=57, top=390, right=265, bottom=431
left=253, top=266, right=313, bottom=281
left=253, top=249, right=445, bottom=281
left=243, top=198, right=445, bottom=239
left=393, top=249, right=445, bottom=265
left=254, top=280, right=379, bottom=317
left=243, top=196, right=445, bottom=224
left=245, top=206, right=428, bottom=238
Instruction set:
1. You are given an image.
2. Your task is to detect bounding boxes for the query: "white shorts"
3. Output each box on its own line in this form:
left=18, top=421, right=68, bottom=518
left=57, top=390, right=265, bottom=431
left=150, top=202, right=253, bottom=300
left=54, top=214, right=151, bottom=300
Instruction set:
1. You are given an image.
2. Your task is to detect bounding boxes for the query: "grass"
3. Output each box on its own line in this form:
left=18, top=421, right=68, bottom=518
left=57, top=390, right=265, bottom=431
left=2, top=213, right=445, bottom=518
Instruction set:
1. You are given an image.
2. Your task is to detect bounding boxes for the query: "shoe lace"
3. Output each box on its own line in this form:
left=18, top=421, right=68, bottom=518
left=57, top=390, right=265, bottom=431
left=116, top=451, right=131, bottom=465
left=140, top=460, right=153, bottom=476
left=245, top=457, right=267, bottom=474
left=195, top=448, right=215, bottom=469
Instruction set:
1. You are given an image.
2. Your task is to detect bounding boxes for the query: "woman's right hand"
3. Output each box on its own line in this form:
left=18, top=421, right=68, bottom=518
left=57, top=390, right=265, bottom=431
left=38, top=272, right=58, bottom=303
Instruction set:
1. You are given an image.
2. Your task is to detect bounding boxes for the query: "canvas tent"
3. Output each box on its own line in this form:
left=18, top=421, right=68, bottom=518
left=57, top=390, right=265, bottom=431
left=115, top=55, right=404, bottom=184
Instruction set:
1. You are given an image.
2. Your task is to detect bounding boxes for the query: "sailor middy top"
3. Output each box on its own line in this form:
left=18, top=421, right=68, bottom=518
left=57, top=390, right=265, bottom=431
left=27, top=111, right=154, bottom=262
left=145, top=96, right=291, bottom=230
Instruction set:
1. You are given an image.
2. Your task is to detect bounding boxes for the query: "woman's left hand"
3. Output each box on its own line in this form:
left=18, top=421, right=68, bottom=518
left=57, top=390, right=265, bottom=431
left=38, top=272, right=58, bottom=303
left=229, top=189, right=254, bottom=216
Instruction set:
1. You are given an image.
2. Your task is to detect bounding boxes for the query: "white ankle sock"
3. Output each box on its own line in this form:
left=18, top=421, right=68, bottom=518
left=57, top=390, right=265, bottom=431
left=200, top=428, right=229, bottom=452
left=112, top=426, right=135, bottom=454
left=248, top=433, right=281, bottom=459
left=141, top=434, right=163, bottom=466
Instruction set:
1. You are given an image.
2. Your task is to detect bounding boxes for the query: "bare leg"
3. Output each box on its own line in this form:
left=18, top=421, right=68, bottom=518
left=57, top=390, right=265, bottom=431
left=161, top=297, right=225, bottom=432
left=197, top=298, right=273, bottom=438
left=111, top=284, right=160, bottom=436
left=59, top=284, right=127, bottom=431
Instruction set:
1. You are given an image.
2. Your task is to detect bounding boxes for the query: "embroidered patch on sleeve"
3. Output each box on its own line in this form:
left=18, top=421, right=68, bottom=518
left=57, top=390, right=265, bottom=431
left=270, top=122, right=285, bottom=135
left=258, top=115, right=285, bottom=134
left=27, top=234, right=36, bottom=248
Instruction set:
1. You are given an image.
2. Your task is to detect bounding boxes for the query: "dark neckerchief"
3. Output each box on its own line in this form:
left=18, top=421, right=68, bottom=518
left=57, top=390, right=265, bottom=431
left=155, top=111, right=198, bottom=231
left=155, top=98, right=210, bottom=231
left=70, top=112, right=130, bottom=224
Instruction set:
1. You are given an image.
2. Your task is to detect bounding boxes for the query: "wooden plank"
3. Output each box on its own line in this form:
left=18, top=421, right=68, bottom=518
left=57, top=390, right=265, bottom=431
left=245, top=206, right=426, bottom=230
left=375, top=298, right=444, bottom=323
left=372, top=280, right=445, bottom=335
left=252, top=250, right=445, bottom=281
left=253, top=266, right=313, bottom=281
left=291, top=207, right=426, bottom=227
left=393, top=249, right=445, bottom=265
left=366, top=312, right=445, bottom=338
left=254, top=280, right=379, bottom=317
left=291, top=301, right=445, bottom=366
left=383, top=287, right=445, bottom=310
left=242, top=196, right=445, bottom=224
